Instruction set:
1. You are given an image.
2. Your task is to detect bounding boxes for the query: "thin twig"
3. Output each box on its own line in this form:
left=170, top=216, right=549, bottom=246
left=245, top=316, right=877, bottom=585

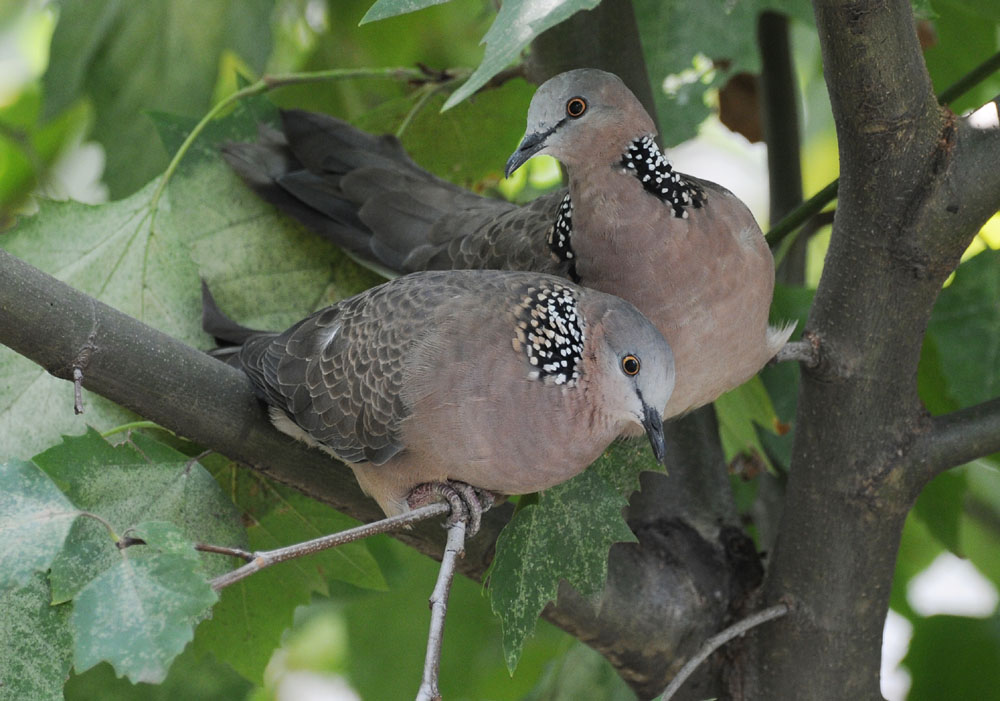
left=938, top=50, right=1000, bottom=105
left=765, top=179, right=839, bottom=248
left=658, top=603, right=790, bottom=701
left=73, top=367, right=85, bottom=414
left=416, top=518, right=467, bottom=701
left=772, top=337, right=819, bottom=367
left=396, top=83, right=444, bottom=139
left=209, top=502, right=450, bottom=590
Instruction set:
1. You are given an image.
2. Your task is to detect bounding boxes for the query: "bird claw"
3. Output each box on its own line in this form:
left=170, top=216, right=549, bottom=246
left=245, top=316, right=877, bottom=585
left=408, top=481, right=495, bottom=536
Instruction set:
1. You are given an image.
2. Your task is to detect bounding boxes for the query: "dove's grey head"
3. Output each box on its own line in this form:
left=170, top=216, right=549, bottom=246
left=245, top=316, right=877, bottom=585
left=505, top=68, right=657, bottom=178
left=580, top=292, right=675, bottom=464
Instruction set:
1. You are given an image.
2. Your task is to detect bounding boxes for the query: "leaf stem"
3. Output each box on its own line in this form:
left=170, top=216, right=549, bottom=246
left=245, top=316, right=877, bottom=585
left=658, top=603, right=790, bottom=700
left=79, top=510, right=120, bottom=543
left=396, top=83, right=443, bottom=139
left=101, top=420, right=174, bottom=439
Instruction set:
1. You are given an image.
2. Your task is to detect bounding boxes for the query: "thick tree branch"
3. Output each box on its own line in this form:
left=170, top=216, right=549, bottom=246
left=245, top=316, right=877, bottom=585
left=918, top=397, right=1000, bottom=479
left=753, top=1, right=1000, bottom=699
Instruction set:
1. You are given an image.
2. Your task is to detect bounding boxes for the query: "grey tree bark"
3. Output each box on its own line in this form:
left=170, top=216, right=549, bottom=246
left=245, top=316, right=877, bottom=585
left=750, top=0, right=1000, bottom=698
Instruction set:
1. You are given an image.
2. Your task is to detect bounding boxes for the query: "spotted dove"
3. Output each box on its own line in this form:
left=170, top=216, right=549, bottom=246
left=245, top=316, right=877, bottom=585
left=203, top=270, right=674, bottom=527
left=223, top=69, right=793, bottom=418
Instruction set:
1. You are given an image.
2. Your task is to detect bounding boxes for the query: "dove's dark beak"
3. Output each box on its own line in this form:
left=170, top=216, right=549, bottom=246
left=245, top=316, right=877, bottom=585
left=505, top=123, right=558, bottom=178
left=641, top=401, right=667, bottom=466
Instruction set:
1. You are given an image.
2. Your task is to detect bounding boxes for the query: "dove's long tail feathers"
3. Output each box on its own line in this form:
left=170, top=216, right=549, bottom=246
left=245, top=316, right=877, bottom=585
left=222, top=110, right=563, bottom=277
left=200, top=281, right=275, bottom=366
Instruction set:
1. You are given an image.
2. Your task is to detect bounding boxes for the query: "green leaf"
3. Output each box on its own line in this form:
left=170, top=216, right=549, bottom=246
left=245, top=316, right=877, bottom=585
left=715, top=377, right=782, bottom=472
left=924, top=0, right=1000, bottom=113
left=0, top=458, right=80, bottom=590
left=0, top=86, right=93, bottom=213
left=361, top=0, right=453, bottom=23
left=43, top=0, right=275, bottom=197
left=194, top=464, right=385, bottom=683
left=442, top=0, right=601, bottom=110
left=1, top=183, right=201, bottom=345
left=890, top=513, right=944, bottom=618
left=130, top=521, right=203, bottom=563
left=162, top=101, right=385, bottom=331
left=355, top=78, right=535, bottom=187
left=926, top=250, right=1000, bottom=407
left=0, top=574, right=73, bottom=701
left=588, top=436, right=664, bottom=498
left=147, top=94, right=279, bottom=163
left=913, top=470, right=967, bottom=554
left=917, top=332, right=959, bottom=415
left=951, top=0, right=1000, bottom=21
left=911, top=0, right=938, bottom=19
left=63, top=642, right=253, bottom=701
left=33, top=429, right=245, bottom=602
left=71, top=551, right=218, bottom=684
left=489, top=469, right=635, bottom=673
left=523, top=639, right=635, bottom=701
left=904, top=613, right=1000, bottom=700
left=958, top=458, right=1000, bottom=591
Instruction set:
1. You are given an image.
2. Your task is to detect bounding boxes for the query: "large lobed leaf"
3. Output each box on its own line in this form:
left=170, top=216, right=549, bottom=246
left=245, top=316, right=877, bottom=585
left=71, top=549, right=218, bottom=684
left=33, top=429, right=245, bottom=603
left=488, top=467, right=638, bottom=673
left=1, top=430, right=246, bottom=690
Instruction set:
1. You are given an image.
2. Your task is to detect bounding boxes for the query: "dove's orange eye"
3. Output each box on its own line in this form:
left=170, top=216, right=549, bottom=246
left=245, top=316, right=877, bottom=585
left=566, top=97, right=587, bottom=118
left=621, top=355, right=640, bottom=376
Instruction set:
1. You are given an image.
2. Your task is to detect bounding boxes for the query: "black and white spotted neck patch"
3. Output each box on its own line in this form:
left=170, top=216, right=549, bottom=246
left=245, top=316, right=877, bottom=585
left=547, top=194, right=579, bottom=282
left=511, top=281, right=585, bottom=386
left=622, top=135, right=706, bottom=218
